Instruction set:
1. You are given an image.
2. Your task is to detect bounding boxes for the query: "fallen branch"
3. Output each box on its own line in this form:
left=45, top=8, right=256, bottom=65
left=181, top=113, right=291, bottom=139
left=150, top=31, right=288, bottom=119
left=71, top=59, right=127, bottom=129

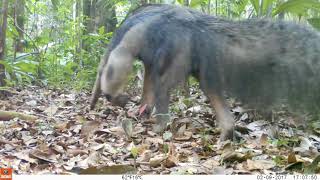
left=0, top=110, right=37, bottom=121
left=0, top=138, right=21, bottom=146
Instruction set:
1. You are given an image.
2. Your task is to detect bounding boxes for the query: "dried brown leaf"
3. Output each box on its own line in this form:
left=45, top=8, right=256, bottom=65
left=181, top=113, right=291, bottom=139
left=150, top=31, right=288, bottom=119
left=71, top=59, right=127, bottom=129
left=222, top=151, right=251, bottom=163
left=138, top=150, right=152, bottom=162
left=108, top=126, right=125, bottom=137
left=149, top=154, right=166, bottom=167
left=202, top=158, right=220, bottom=169
left=44, top=104, right=58, bottom=116
left=80, top=121, right=100, bottom=140
left=174, top=131, right=193, bottom=141
left=164, top=155, right=178, bottom=168
left=29, top=149, right=58, bottom=163
left=246, top=159, right=275, bottom=170
left=67, top=149, right=89, bottom=156
left=288, top=152, right=297, bottom=164
left=121, top=118, right=133, bottom=138
left=260, top=134, right=268, bottom=147
left=145, top=137, right=163, bottom=145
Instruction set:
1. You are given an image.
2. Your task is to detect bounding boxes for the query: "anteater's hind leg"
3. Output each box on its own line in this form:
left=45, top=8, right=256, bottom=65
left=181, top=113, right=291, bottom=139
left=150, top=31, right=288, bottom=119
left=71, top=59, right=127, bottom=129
left=206, top=93, right=234, bottom=141
left=200, top=74, right=235, bottom=141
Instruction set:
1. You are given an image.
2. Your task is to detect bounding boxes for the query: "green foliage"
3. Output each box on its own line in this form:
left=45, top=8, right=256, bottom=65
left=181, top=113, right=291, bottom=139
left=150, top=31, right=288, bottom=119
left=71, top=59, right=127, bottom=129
left=130, top=146, right=139, bottom=158
left=176, top=0, right=184, bottom=5
left=1, top=0, right=320, bottom=91
left=190, top=0, right=207, bottom=8
left=1, top=54, right=39, bottom=85
left=272, top=137, right=300, bottom=148
left=273, top=155, right=287, bottom=166
left=163, top=143, right=169, bottom=154
left=249, top=0, right=260, bottom=15
left=308, top=18, right=320, bottom=30
left=2, top=0, right=113, bottom=91
left=163, top=131, right=173, bottom=141
left=304, top=155, right=320, bottom=174
left=273, top=0, right=320, bottom=17
left=43, top=29, right=109, bottom=90
left=247, top=0, right=276, bottom=17
left=51, top=0, right=60, bottom=10
left=233, top=0, right=250, bottom=17
left=262, top=0, right=276, bottom=14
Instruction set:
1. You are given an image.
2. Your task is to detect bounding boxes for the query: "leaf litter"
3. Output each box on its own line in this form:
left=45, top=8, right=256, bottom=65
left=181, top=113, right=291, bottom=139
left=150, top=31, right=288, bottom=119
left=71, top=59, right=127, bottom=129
left=0, top=85, right=320, bottom=174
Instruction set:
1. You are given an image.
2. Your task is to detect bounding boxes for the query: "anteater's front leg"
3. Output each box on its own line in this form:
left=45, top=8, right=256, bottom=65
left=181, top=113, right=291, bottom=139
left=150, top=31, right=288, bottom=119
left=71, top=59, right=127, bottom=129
left=152, top=74, right=170, bottom=133
left=140, top=65, right=156, bottom=116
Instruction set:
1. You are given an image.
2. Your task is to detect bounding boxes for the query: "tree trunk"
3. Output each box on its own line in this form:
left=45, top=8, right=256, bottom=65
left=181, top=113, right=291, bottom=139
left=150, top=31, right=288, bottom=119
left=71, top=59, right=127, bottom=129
left=82, top=0, right=96, bottom=50
left=215, top=0, right=218, bottom=16
left=184, top=0, right=189, bottom=6
left=83, top=0, right=90, bottom=30
left=96, top=1, right=117, bottom=33
left=277, top=0, right=285, bottom=20
left=106, top=8, right=117, bottom=33
left=227, top=0, right=231, bottom=18
left=258, top=0, right=263, bottom=17
left=74, top=0, right=82, bottom=65
left=14, top=0, right=25, bottom=53
left=0, top=0, right=9, bottom=87
left=89, top=0, right=96, bottom=32
left=140, top=0, right=147, bottom=4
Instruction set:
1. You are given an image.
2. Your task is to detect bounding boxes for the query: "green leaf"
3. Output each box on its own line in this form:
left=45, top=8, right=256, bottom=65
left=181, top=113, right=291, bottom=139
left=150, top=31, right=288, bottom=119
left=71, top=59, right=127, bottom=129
left=14, top=60, right=39, bottom=74
left=190, top=0, right=205, bottom=8
left=262, top=0, right=276, bottom=15
left=163, top=131, right=173, bottom=141
left=163, top=144, right=169, bottom=154
left=0, top=60, right=9, bottom=67
left=304, top=155, right=320, bottom=174
left=285, top=162, right=304, bottom=171
left=249, top=0, right=260, bottom=15
left=235, top=0, right=249, bottom=15
left=176, top=0, right=184, bottom=5
left=131, top=147, right=139, bottom=158
left=0, top=86, right=10, bottom=91
left=51, top=0, right=59, bottom=10
left=273, top=0, right=320, bottom=17
left=98, top=26, right=105, bottom=35
left=308, top=18, right=320, bottom=31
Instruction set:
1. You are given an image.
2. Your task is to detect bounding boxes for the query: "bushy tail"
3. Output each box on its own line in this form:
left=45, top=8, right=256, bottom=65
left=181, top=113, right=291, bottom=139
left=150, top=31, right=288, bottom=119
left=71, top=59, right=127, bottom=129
left=89, top=74, right=101, bottom=110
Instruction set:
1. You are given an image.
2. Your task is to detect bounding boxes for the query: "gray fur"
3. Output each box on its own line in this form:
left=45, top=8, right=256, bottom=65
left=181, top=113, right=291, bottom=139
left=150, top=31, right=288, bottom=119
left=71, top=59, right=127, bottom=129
left=92, top=4, right=320, bottom=139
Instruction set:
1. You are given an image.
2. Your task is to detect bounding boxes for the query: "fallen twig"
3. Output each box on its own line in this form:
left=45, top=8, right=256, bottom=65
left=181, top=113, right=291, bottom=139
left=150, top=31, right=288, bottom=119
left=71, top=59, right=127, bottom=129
left=0, top=110, right=37, bottom=121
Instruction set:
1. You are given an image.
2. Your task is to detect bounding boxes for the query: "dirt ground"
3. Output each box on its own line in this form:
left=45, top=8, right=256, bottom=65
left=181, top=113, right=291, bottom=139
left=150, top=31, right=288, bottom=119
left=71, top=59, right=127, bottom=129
left=0, top=85, right=320, bottom=175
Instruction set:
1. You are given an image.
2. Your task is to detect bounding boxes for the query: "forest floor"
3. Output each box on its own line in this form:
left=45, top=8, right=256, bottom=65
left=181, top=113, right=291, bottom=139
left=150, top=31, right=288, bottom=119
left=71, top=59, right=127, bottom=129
left=0, top=85, right=320, bottom=175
